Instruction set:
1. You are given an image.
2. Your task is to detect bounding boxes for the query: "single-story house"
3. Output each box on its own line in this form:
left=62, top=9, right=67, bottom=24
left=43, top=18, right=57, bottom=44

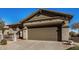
left=18, top=9, right=73, bottom=41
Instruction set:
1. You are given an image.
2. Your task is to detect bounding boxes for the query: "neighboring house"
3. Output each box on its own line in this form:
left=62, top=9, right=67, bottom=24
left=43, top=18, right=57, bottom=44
left=3, top=25, right=9, bottom=35
left=7, top=9, right=73, bottom=41
left=7, top=24, right=22, bottom=39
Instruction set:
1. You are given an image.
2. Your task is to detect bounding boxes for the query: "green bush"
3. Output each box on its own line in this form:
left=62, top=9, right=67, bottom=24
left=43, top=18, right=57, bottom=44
left=67, top=46, right=79, bottom=50
left=0, top=39, right=7, bottom=45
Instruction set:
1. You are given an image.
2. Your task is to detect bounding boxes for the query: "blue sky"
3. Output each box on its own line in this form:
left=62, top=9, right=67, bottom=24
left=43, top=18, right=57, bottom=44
left=0, top=8, right=79, bottom=28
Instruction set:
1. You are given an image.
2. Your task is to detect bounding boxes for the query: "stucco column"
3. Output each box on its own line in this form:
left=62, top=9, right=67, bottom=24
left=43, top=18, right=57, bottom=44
left=19, top=30, right=23, bottom=39
left=0, top=30, right=3, bottom=40
left=62, top=27, right=69, bottom=41
left=23, top=26, right=28, bottom=40
left=13, top=31, right=17, bottom=42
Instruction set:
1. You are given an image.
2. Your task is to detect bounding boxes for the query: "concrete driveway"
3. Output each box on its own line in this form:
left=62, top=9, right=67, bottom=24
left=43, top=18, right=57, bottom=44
left=0, top=40, right=72, bottom=50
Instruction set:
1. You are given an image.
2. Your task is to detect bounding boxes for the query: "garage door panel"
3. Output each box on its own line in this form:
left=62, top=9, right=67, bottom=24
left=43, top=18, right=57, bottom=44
left=28, top=27, right=57, bottom=41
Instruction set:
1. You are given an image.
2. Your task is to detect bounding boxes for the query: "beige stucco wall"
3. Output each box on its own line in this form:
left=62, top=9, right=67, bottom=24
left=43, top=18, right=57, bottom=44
left=28, top=27, right=57, bottom=41
left=62, top=28, right=69, bottom=41
left=4, top=30, right=9, bottom=35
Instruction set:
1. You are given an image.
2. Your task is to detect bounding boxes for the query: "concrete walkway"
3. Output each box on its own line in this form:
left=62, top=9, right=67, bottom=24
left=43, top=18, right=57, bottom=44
left=0, top=40, right=72, bottom=50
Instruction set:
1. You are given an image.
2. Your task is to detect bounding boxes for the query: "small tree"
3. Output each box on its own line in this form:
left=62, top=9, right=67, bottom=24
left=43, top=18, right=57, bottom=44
left=71, top=22, right=79, bottom=33
left=70, top=22, right=79, bottom=37
left=69, top=31, right=77, bottom=37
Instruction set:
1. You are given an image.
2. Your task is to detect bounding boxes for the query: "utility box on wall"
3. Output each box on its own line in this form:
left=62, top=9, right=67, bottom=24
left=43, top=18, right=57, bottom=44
left=62, top=27, right=69, bottom=41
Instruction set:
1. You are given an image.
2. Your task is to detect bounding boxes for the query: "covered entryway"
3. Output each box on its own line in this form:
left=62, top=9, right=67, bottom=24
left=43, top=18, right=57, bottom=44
left=28, top=27, right=58, bottom=41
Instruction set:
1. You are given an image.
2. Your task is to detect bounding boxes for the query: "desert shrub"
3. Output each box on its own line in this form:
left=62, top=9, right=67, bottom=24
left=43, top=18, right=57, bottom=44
left=0, top=39, right=7, bottom=45
left=69, top=31, right=77, bottom=37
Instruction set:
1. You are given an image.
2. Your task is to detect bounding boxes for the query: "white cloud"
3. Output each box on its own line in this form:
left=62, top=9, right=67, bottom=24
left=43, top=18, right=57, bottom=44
left=0, top=0, right=78, bottom=8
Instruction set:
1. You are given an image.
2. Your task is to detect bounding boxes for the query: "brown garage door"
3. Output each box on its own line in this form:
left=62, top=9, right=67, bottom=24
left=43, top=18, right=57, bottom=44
left=28, top=27, right=58, bottom=41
